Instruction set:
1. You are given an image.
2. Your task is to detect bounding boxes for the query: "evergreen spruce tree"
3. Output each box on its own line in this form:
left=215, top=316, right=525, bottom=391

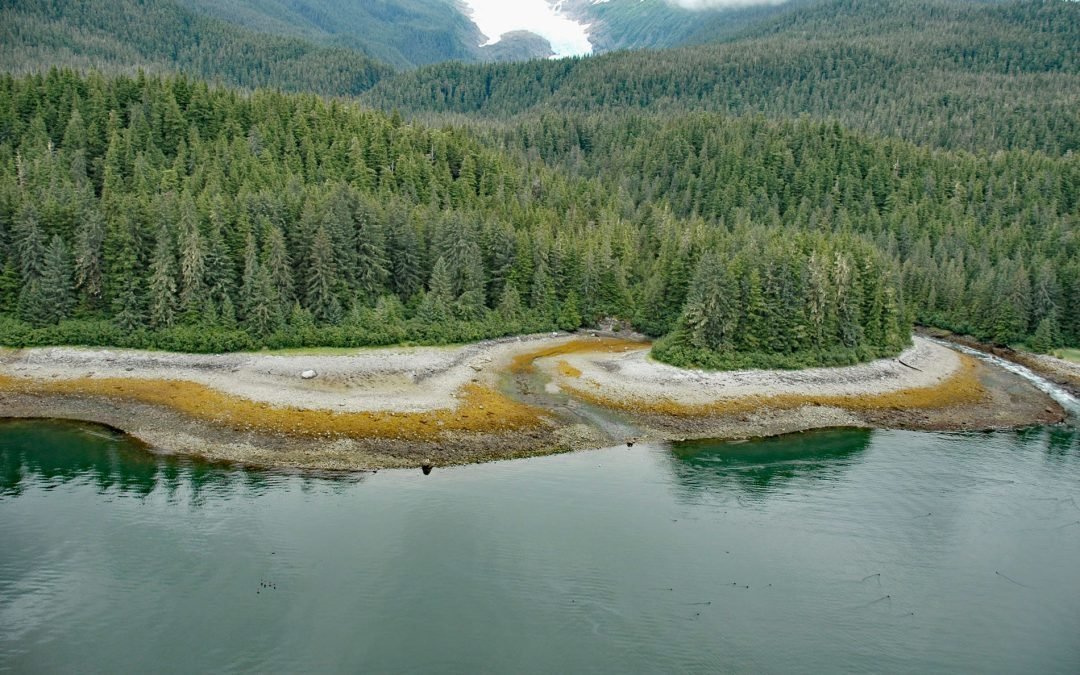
left=17, top=279, right=47, bottom=327
left=112, top=281, right=144, bottom=334
left=14, top=207, right=45, bottom=282
left=530, top=262, right=557, bottom=323
left=418, top=256, right=454, bottom=325
left=386, top=214, right=423, bottom=301
left=305, top=225, right=342, bottom=324
left=1029, top=312, right=1063, bottom=353
left=455, top=247, right=487, bottom=320
left=38, top=235, right=75, bottom=326
left=680, top=253, right=738, bottom=352
left=557, top=291, right=583, bottom=331
left=240, top=233, right=282, bottom=336
left=262, top=225, right=294, bottom=310
left=496, top=284, right=524, bottom=328
left=148, top=226, right=178, bottom=329
left=354, top=209, right=389, bottom=303
left=178, top=201, right=206, bottom=316
left=0, top=261, right=19, bottom=311
left=73, top=209, right=106, bottom=309
left=239, top=232, right=261, bottom=323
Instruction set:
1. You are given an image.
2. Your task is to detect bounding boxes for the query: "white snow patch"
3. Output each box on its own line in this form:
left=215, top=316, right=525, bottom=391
left=460, top=0, right=593, bottom=57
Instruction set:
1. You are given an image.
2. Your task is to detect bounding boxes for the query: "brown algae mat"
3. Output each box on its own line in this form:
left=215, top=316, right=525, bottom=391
left=0, top=375, right=547, bottom=441
left=508, top=337, right=649, bottom=375
left=0, top=334, right=1065, bottom=470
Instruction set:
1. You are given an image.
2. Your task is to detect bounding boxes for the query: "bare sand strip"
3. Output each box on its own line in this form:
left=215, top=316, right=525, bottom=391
left=0, top=334, right=570, bottom=413
left=0, top=334, right=1066, bottom=470
left=541, top=337, right=959, bottom=406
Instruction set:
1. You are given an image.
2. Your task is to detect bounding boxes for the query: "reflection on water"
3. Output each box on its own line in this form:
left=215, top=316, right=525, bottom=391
left=669, top=429, right=872, bottom=501
left=1047, top=425, right=1080, bottom=455
left=0, top=419, right=365, bottom=501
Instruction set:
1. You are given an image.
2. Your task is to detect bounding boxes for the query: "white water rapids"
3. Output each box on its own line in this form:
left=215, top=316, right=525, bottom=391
left=935, top=339, right=1080, bottom=419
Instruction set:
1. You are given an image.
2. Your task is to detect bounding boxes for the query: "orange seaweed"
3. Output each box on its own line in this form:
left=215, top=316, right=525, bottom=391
left=508, top=337, right=648, bottom=375
left=561, top=354, right=987, bottom=417
left=0, top=375, right=547, bottom=441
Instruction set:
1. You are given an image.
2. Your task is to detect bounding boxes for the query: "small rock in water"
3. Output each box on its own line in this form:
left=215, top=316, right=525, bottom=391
left=421, top=461, right=434, bottom=475
left=301, top=369, right=318, bottom=380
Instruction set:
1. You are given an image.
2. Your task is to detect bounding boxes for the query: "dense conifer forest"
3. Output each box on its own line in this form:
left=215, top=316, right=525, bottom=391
left=0, top=0, right=391, bottom=95
left=366, top=0, right=1080, bottom=155
left=488, top=113, right=1080, bottom=351
left=0, top=0, right=1076, bottom=366
left=0, top=71, right=912, bottom=365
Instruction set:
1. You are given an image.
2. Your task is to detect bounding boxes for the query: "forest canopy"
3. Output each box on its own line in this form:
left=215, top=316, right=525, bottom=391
left=365, top=0, right=1080, bottom=156
left=0, top=1, right=1077, bottom=367
left=0, top=70, right=919, bottom=367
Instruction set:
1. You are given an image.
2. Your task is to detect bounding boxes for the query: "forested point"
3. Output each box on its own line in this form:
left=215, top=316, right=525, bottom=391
left=652, top=234, right=910, bottom=370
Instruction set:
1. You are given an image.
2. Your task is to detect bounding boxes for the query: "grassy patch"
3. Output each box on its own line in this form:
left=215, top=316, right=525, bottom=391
left=1052, top=348, right=1080, bottom=365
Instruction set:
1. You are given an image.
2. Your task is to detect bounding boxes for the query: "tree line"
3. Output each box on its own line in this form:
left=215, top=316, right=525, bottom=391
left=0, top=70, right=913, bottom=367
left=2, top=69, right=1076, bottom=362
left=475, top=111, right=1079, bottom=352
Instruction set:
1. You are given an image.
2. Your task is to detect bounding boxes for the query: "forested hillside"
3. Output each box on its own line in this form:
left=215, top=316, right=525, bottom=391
left=0, top=0, right=556, bottom=78
left=183, top=0, right=563, bottom=65
left=0, top=0, right=391, bottom=96
left=489, top=113, right=1080, bottom=350
left=0, top=1, right=1076, bottom=363
left=8, top=0, right=1077, bottom=155
left=365, top=0, right=1080, bottom=155
left=562, top=0, right=791, bottom=53
left=183, top=0, right=488, bottom=67
left=0, top=71, right=911, bottom=366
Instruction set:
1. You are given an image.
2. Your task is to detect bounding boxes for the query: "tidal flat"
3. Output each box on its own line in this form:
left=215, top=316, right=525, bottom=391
left=0, top=334, right=1066, bottom=470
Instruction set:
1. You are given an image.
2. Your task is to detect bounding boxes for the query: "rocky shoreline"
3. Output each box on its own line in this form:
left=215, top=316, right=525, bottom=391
left=0, top=333, right=1067, bottom=471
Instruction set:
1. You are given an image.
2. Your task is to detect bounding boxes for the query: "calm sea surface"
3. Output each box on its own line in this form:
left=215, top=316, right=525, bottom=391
left=2, top=420, right=1078, bottom=673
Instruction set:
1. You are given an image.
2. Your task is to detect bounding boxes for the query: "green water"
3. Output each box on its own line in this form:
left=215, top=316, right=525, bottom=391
left=2, top=420, right=1079, bottom=673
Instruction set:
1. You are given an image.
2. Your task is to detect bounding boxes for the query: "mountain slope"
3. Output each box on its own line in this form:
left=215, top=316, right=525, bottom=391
left=0, top=0, right=392, bottom=95
left=563, top=0, right=792, bottom=52
left=182, top=0, right=553, bottom=67
left=364, top=0, right=1080, bottom=155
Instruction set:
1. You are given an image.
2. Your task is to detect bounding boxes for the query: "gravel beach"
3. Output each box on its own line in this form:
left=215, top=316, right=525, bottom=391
left=0, top=334, right=1066, bottom=470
